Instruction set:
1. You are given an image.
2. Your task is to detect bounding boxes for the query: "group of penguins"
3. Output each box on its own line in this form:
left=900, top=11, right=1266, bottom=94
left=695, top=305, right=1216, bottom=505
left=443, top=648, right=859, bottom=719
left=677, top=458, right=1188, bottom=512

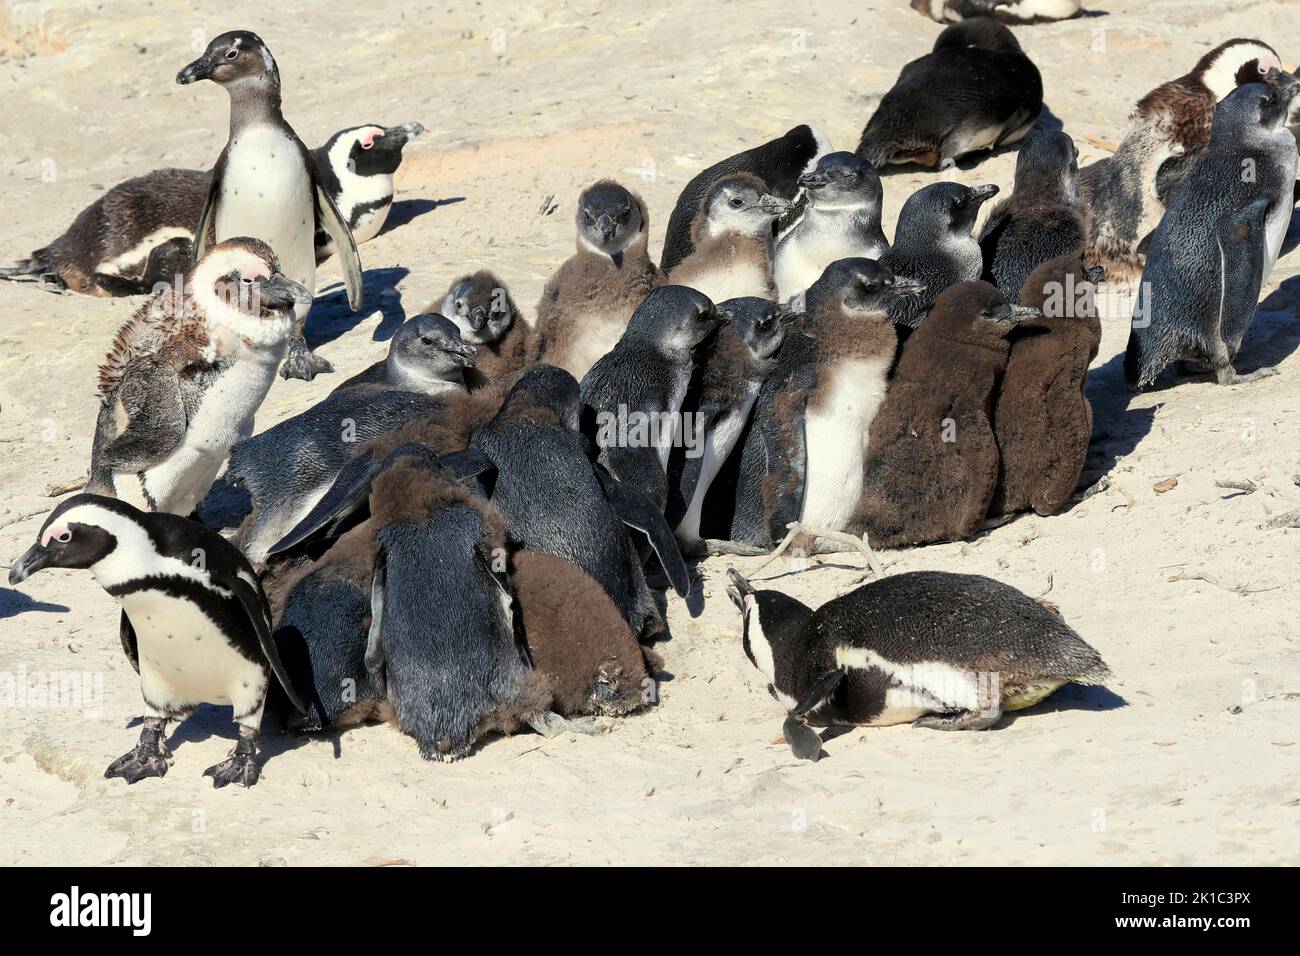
left=7, top=8, right=1298, bottom=783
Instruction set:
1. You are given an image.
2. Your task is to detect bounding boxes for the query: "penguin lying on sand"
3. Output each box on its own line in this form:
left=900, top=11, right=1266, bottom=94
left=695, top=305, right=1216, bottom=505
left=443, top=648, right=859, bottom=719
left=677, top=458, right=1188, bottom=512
left=856, top=18, right=1042, bottom=171
left=661, top=125, right=830, bottom=273
left=910, top=0, right=1083, bottom=24
left=725, top=568, right=1110, bottom=761
left=333, top=312, right=479, bottom=393
left=978, top=130, right=1085, bottom=303
left=0, top=124, right=420, bottom=297
left=438, top=271, right=540, bottom=389
left=9, top=494, right=306, bottom=787
left=1126, top=77, right=1300, bottom=388
left=535, top=180, right=660, bottom=379
left=88, top=237, right=311, bottom=516
left=854, top=281, right=1039, bottom=548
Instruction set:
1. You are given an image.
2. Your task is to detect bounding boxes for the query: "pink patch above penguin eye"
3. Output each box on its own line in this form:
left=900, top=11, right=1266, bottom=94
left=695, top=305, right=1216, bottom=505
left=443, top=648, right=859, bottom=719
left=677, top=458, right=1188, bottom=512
left=41, top=526, right=71, bottom=547
left=242, top=263, right=271, bottom=280
left=361, top=129, right=384, bottom=150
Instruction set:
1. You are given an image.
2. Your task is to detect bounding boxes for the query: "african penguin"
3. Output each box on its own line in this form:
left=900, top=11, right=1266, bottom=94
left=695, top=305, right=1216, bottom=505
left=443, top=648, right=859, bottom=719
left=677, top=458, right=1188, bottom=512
left=880, top=181, right=998, bottom=330
left=773, top=152, right=889, bottom=302
left=178, top=30, right=363, bottom=382
left=660, top=125, right=831, bottom=273
left=725, top=568, right=1110, bottom=762
left=854, top=280, right=1039, bottom=548
left=978, top=129, right=1085, bottom=303
left=1125, top=77, right=1300, bottom=388
left=312, top=122, right=425, bottom=257
left=580, top=285, right=725, bottom=511
left=333, top=312, right=478, bottom=393
left=8, top=494, right=306, bottom=787
left=910, top=0, right=1083, bottom=24
left=856, top=18, right=1042, bottom=171
left=668, top=174, right=793, bottom=302
left=438, top=270, right=540, bottom=389
left=87, top=237, right=310, bottom=516
left=535, top=180, right=661, bottom=379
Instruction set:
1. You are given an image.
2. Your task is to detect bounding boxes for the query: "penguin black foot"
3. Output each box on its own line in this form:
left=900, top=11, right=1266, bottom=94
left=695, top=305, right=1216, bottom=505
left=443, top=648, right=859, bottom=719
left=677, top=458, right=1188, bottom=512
left=1217, top=365, right=1279, bottom=386
left=913, top=708, right=1003, bottom=732
left=203, top=733, right=261, bottom=789
left=782, top=715, right=825, bottom=762
left=279, top=339, right=334, bottom=382
left=527, top=711, right=606, bottom=738
left=104, top=718, right=172, bottom=784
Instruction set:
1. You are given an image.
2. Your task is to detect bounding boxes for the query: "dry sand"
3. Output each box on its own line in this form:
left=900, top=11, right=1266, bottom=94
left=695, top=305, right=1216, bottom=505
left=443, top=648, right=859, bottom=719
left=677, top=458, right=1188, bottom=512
left=1, top=0, right=1299, bottom=865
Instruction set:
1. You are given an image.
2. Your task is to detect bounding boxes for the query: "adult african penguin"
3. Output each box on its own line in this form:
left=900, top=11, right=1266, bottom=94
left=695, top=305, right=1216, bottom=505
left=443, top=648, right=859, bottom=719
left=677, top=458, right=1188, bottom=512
left=312, top=122, right=424, bottom=257
left=8, top=494, right=306, bottom=787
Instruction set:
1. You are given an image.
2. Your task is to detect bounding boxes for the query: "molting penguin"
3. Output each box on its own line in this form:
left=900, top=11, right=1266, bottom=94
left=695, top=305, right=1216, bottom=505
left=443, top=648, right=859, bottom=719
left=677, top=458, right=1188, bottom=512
left=667, top=296, right=786, bottom=553
left=668, top=174, right=792, bottom=302
left=87, top=238, right=310, bottom=516
left=856, top=18, right=1042, bottom=171
left=725, top=568, right=1110, bottom=761
left=581, top=285, right=725, bottom=511
left=910, top=0, right=1083, bottom=24
left=854, top=281, right=1039, bottom=548
left=312, top=122, right=425, bottom=257
left=660, top=125, right=830, bottom=272
left=534, top=180, right=660, bottom=379
left=880, top=181, right=998, bottom=330
left=991, top=254, right=1102, bottom=516
left=978, top=129, right=1085, bottom=302
left=438, top=270, right=540, bottom=389
left=8, top=494, right=306, bottom=787
left=1125, top=77, right=1300, bottom=388
left=178, top=30, right=363, bottom=382
left=773, top=152, right=889, bottom=301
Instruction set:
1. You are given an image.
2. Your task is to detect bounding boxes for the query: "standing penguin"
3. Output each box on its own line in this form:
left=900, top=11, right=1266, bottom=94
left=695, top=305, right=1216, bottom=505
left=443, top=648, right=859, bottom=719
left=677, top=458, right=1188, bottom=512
left=668, top=174, right=792, bottom=302
left=853, top=281, right=1038, bottom=548
left=581, top=285, right=725, bottom=511
left=1125, top=78, right=1300, bottom=388
left=438, top=271, right=540, bottom=389
left=990, top=254, right=1103, bottom=516
left=87, top=238, right=311, bottom=516
left=725, top=568, right=1110, bottom=761
left=177, top=30, right=363, bottom=382
left=8, top=494, right=306, bottom=787
left=661, top=125, right=830, bottom=272
left=880, top=181, right=999, bottom=329
left=856, top=18, right=1042, bottom=171
left=534, top=180, right=660, bottom=379
left=312, top=122, right=425, bottom=256
left=773, top=152, right=889, bottom=302
left=978, top=129, right=1085, bottom=302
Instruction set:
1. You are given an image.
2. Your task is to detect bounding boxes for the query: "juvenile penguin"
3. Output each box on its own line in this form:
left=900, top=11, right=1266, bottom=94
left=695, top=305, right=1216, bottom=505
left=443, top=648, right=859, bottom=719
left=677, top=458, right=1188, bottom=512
left=8, top=494, right=306, bottom=786
left=534, top=180, right=660, bottom=379
left=856, top=18, right=1042, bottom=171
left=978, top=129, right=1085, bottom=302
left=661, top=125, right=830, bottom=272
left=438, top=270, right=540, bottom=389
left=773, top=152, right=889, bottom=301
left=312, top=122, right=425, bottom=256
left=581, top=285, right=726, bottom=510
left=87, top=238, right=310, bottom=516
left=725, top=568, right=1110, bottom=761
left=668, top=174, right=792, bottom=302
left=854, top=281, right=1039, bottom=548
left=880, top=181, right=999, bottom=329
left=178, top=30, right=363, bottom=381
left=334, top=312, right=478, bottom=392
left=667, top=297, right=787, bottom=553
left=1126, top=78, right=1300, bottom=388
left=991, top=254, right=1103, bottom=516
left=910, top=0, right=1083, bottom=24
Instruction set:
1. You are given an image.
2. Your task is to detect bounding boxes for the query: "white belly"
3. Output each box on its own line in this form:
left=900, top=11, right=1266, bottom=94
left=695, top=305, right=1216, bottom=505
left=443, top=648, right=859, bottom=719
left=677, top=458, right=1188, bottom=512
left=215, top=125, right=317, bottom=288
left=96, top=227, right=194, bottom=277
left=122, top=590, right=267, bottom=721
left=677, top=396, right=757, bottom=545
left=774, top=221, right=888, bottom=301
left=349, top=204, right=390, bottom=246
left=561, top=312, right=630, bottom=379
left=681, top=263, right=772, bottom=303
left=800, top=357, right=890, bottom=531
left=999, top=0, right=1081, bottom=20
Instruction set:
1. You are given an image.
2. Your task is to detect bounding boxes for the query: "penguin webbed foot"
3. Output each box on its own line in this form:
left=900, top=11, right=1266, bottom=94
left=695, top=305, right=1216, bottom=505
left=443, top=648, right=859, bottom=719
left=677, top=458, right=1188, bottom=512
left=912, top=707, right=1003, bottom=732
left=527, top=711, right=606, bottom=739
left=279, top=338, right=334, bottom=382
left=202, top=731, right=261, bottom=788
left=104, top=717, right=172, bottom=784
left=1216, top=364, right=1279, bottom=386
left=782, top=715, right=825, bottom=762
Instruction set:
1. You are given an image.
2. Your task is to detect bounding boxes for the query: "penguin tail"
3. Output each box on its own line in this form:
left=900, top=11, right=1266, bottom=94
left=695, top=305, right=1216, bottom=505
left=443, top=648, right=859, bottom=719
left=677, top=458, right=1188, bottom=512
left=0, top=260, right=44, bottom=279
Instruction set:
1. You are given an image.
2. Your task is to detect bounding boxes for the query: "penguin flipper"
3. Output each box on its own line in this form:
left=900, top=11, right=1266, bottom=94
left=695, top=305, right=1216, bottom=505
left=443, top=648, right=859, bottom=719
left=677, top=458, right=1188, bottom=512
left=193, top=163, right=220, bottom=263
left=119, top=611, right=140, bottom=674
left=315, top=180, right=364, bottom=311
left=98, top=363, right=187, bottom=474
left=267, top=449, right=382, bottom=556
left=594, top=468, right=691, bottom=599
left=781, top=667, right=844, bottom=762
left=365, top=548, right=388, bottom=696
left=228, top=571, right=307, bottom=714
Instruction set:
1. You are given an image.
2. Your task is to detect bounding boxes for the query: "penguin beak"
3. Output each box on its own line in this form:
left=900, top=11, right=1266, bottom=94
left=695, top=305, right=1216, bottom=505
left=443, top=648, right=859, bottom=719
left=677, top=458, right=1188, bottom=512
left=8, top=543, right=54, bottom=586
left=890, top=277, right=927, bottom=297
left=259, top=273, right=314, bottom=311
left=443, top=339, right=478, bottom=366
left=758, top=194, right=794, bottom=215
left=969, top=184, right=1000, bottom=205
left=797, top=172, right=829, bottom=190
left=725, top=567, right=753, bottom=612
left=596, top=214, right=618, bottom=245
left=989, top=303, right=1043, bottom=326
left=176, top=53, right=217, bottom=85
left=467, top=306, right=489, bottom=333
left=382, top=122, right=426, bottom=148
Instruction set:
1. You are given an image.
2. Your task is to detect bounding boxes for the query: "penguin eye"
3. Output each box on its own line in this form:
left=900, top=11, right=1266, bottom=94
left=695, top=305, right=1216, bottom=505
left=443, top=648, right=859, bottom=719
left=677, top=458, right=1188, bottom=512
left=240, top=276, right=254, bottom=287
left=420, top=336, right=436, bottom=346
left=729, top=196, right=744, bottom=208
left=225, top=49, right=238, bottom=60
left=54, top=529, right=72, bottom=544
left=361, top=141, right=374, bottom=150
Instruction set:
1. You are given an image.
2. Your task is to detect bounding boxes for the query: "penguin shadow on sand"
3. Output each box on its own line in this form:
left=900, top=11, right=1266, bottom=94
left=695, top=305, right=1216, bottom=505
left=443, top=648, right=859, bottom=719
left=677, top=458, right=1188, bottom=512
left=308, top=265, right=412, bottom=349
left=1077, top=345, right=1158, bottom=491
left=379, top=196, right=464, bottom=236
left=0, top=586, right=69, bottom=619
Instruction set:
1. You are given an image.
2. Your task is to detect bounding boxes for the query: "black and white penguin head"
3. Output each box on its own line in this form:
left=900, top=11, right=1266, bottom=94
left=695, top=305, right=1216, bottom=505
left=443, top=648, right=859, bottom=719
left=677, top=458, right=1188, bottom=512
left=724, top=568, right=812, bottom=689
left=9, top=495, right=161, bottom=588
left=1013, top=130, right=1079, bottom=201
left=1216, top=75, right=1300, bottom=137
left=439, top=271, right=517, bottom=345
left=805, top=258, right=926, bottom=317
left=322, top=122, right=425, bottom=179
left=191, top=238, right=310, bottom=349
left=626, top=285, right=724, bottom=354
left=717, top=297, right=786, bottom=362
left=497, top=364, right=582, bottom=431
left=898, top=181, right=999, bottom=243
left=388, top=313, right=478, bottom=384
left=1192, top=38, right=1284, bottom=103
left=698, top=173, right=793, bottom=240
left=797, top=152, right=883, bottom=211
left=575, top=181, right=645, bottom=258
left=177, top=30, right=279, bottom=91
